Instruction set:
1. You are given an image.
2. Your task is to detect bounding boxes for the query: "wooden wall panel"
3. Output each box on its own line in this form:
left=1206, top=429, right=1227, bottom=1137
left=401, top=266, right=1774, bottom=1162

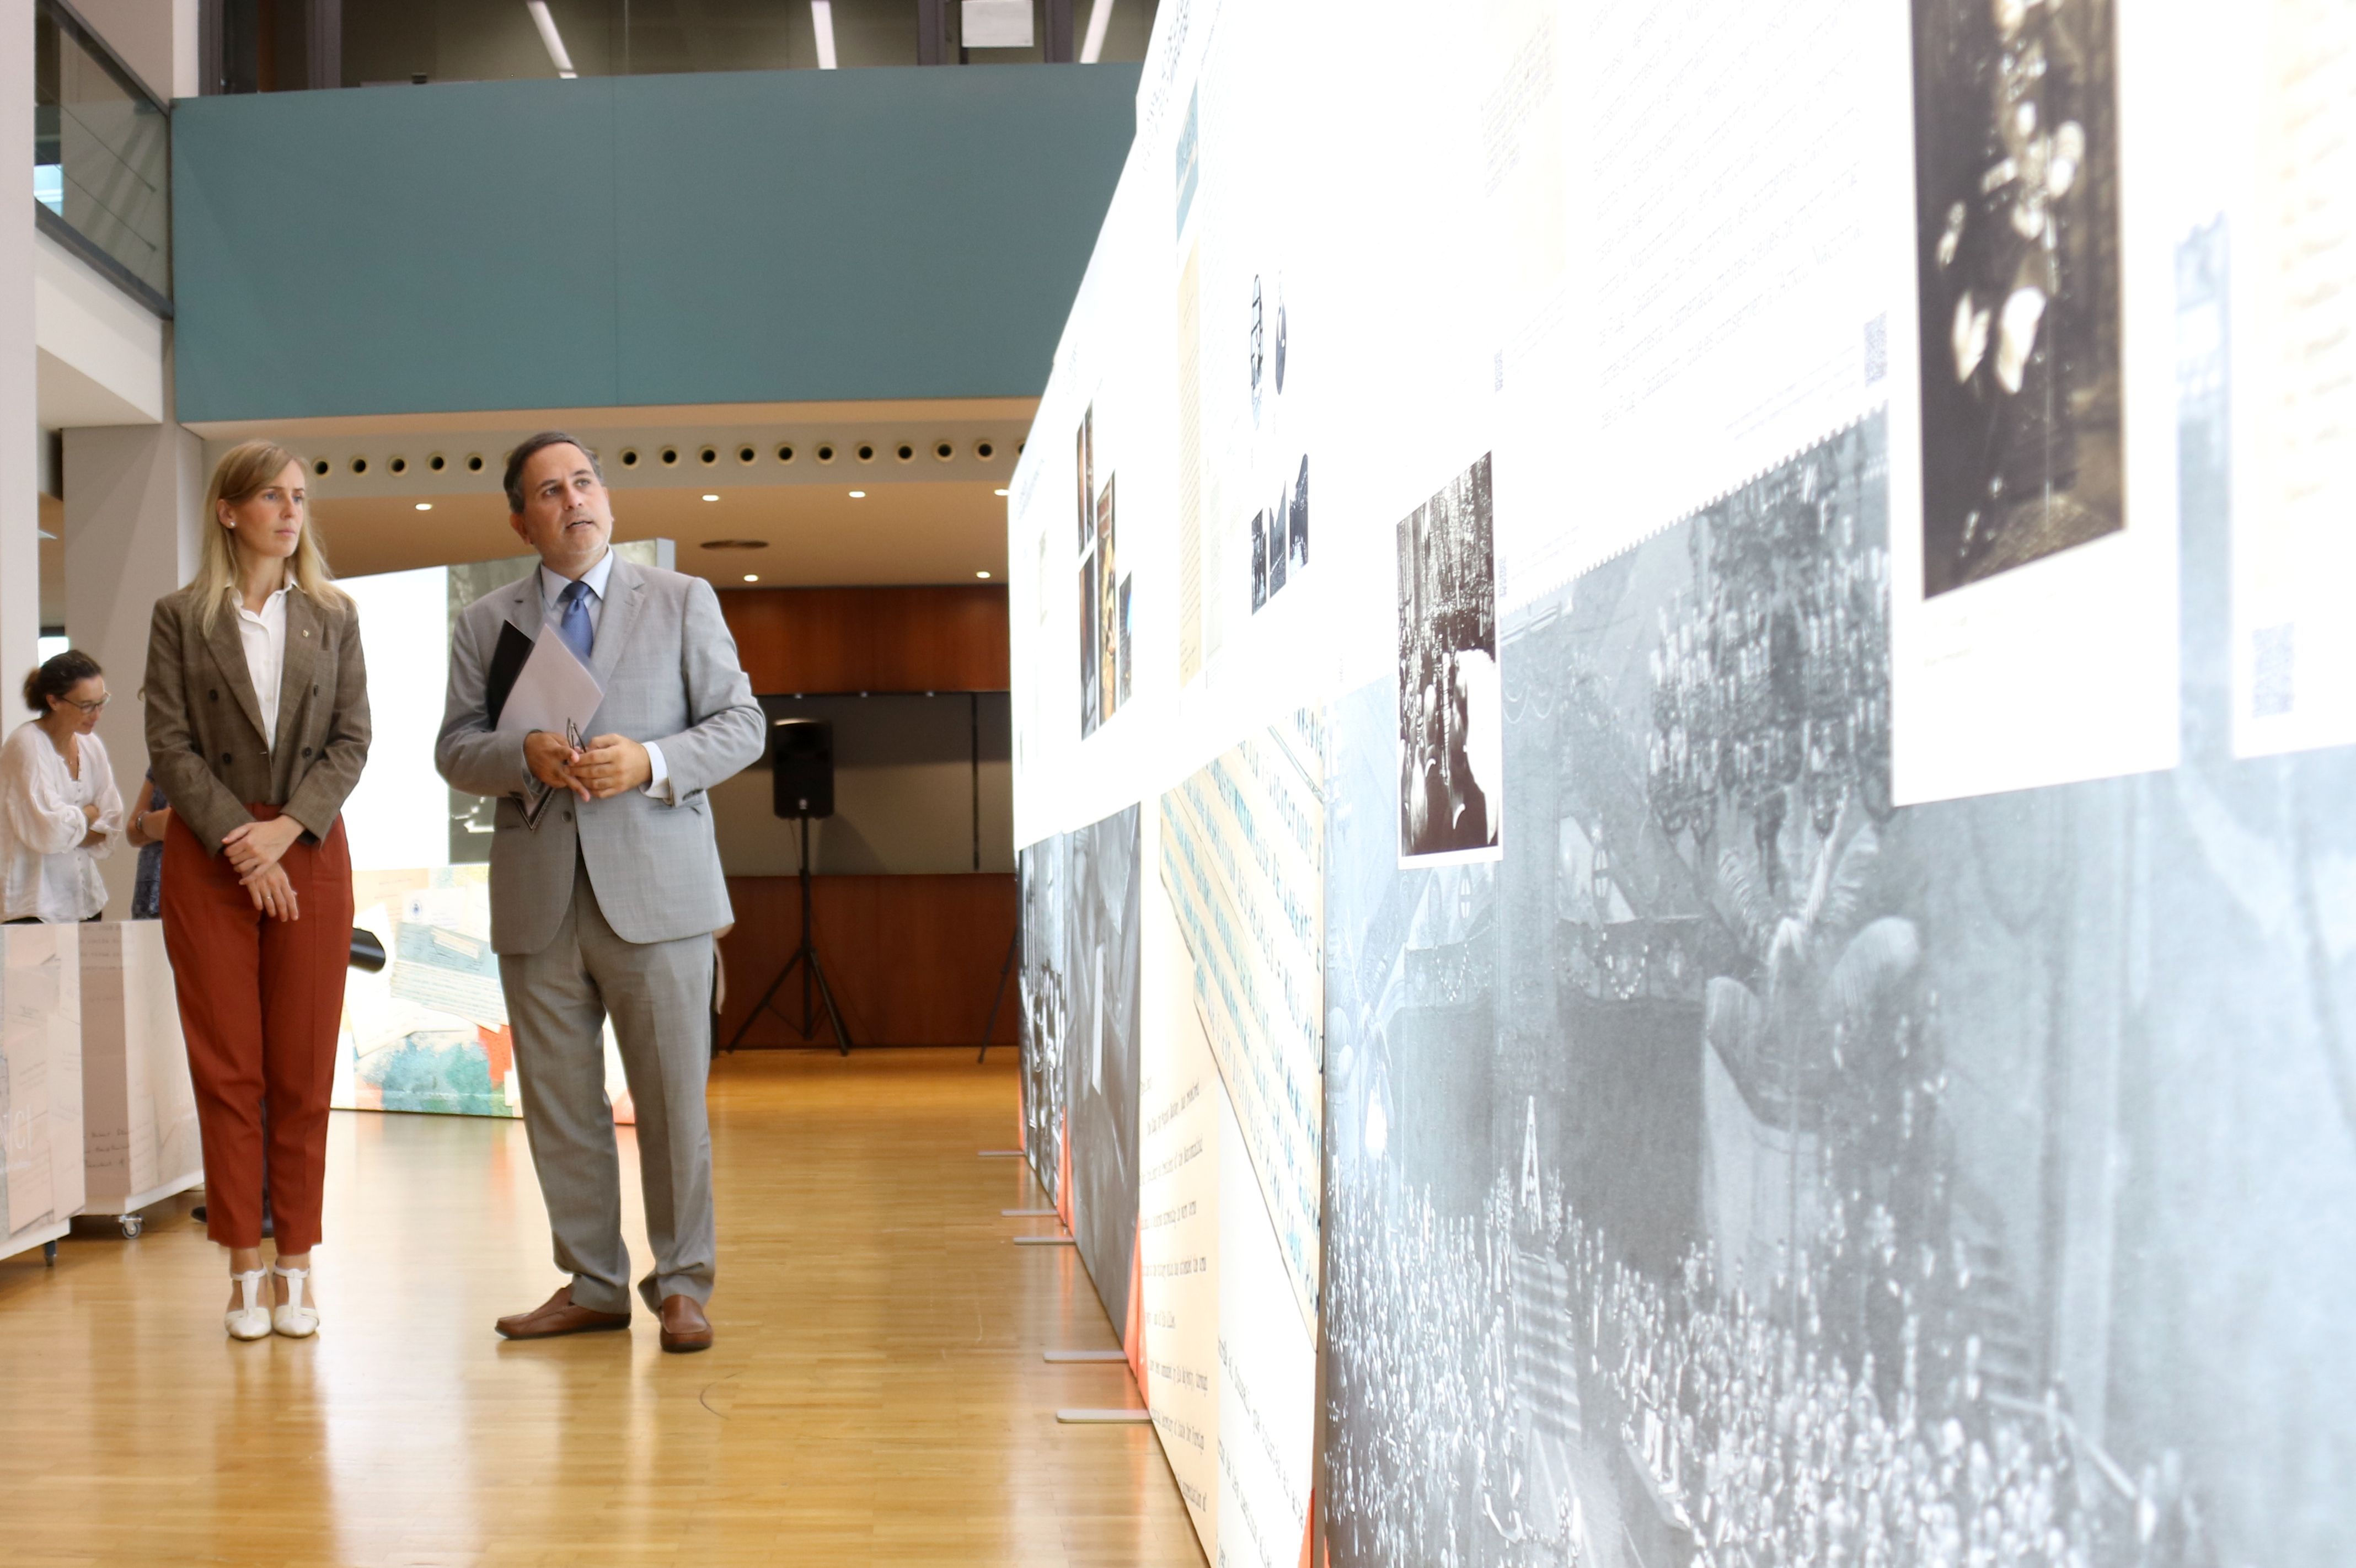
left=716, top=873, right=1018, bottom=1050
left=720, top=586, right=1009, bottom=694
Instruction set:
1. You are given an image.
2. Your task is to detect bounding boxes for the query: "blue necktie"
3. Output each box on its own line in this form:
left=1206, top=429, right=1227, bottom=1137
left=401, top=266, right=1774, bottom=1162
left=556, top=579, right=595, bottom=666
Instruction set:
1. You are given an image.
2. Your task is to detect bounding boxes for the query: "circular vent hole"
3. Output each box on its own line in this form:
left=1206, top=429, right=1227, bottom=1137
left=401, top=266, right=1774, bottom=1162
left=699, top=446, right=718, bottom=465
left=934, top=441, right=955, bottom=461
left=350, top=457, right=369, bottom=475
left=388, top=456, right=408, bottom=475
left=737, top=445, right=757, bottom=464
left=974, top=441, right=995, bottom=461
left=620, top=448, right=640, bottom=468
left=660, top=447, right=679, bottom=466
left=855, top=443, right=876, bottom=463
left=776, top=444, right=796, bottom=463
left=428, top=453, right=447, bottom=472
left=312, top=459, right=330, bottom=477
left=816, top=445, right=836, bottom=463
left=895, top=443, right=915, bottom=462
left=697, top=538, right=772, bottom=551
left=467, top=454, right=484, bottom=472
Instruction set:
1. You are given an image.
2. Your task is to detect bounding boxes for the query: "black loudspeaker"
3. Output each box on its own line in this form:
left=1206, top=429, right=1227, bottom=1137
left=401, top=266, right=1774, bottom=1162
left=771, top=718, right=834, bottom=819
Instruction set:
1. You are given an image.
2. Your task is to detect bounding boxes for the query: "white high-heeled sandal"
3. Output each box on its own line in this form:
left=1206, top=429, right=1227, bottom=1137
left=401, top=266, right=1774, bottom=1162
left=272, top=1262, right=320, bottom=1339
left=225, top=1268, right=271, bottom=1340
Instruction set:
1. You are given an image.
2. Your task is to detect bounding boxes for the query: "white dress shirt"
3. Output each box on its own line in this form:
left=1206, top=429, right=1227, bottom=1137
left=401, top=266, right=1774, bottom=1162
left=537, top=550, right=674, bottom=802
left=0, top=720, right=124, bottom=922
left=230, top=576, right=293, bottom=744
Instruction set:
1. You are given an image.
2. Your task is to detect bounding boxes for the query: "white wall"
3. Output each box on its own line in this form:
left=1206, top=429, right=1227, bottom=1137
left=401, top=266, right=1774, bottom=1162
left=62, top=422, right=203, bottom=916
left=68, top=0, right=201, bottom=102
left=0, top=0, right=40, bottom=686
left=35, top=231, right=165, bottom=427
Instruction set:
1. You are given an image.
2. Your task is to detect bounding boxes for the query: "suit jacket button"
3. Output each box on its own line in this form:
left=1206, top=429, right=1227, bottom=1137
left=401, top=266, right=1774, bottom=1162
left=563, top=809, right=574, bottom=822
left=221, top=752, right=232, bottom=764
left=302, top=746, right=313, bottom=758
left=208, top=689, right=218, bottom=700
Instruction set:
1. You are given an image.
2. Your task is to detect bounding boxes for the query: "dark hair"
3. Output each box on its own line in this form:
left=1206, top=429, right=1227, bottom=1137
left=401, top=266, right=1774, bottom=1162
left=23, top=649, right=101, bottom=714
left=502, top=431, right=603, bottom=513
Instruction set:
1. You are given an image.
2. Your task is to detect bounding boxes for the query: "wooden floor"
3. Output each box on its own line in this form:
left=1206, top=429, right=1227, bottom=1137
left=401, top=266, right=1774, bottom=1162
left=0, top=1050, right=1201, bottom=1568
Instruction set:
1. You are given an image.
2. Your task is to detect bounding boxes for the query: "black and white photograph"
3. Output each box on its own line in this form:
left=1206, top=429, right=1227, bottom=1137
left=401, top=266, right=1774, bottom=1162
left=1097, top=477, right=1121, bottom=725
left=1911, top=0, right=2123, bottom=597
left=1077, top=403, right=1095, bottom=554
left=1117, top=577, right=1133, bottom=709
left=1288, top=453, right=1308, bottom=574
left=1019, top=805, right=1143, bottom=1318
left=1016, top=840, right=1069, bottom=1204
left=1320, top=403, right=2356, bottom=1568
left=1079, top=552, right=1101, bottom=738
left=1251, top=454, right=1311, bottom=616
left=1397, top=452, right=1501, bottom=862
left=1063, top=804, right=1142, bottom=1335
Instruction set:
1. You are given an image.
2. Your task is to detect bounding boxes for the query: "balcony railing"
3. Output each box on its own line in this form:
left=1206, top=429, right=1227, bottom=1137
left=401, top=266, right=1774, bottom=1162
left=35, top=0, right=170, bottom=314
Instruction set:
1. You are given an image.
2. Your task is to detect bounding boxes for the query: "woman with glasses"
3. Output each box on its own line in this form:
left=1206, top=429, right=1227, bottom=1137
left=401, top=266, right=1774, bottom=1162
left=145, top=440, right=370, bottom=1341
left=0, top=649, right=125, bottom=923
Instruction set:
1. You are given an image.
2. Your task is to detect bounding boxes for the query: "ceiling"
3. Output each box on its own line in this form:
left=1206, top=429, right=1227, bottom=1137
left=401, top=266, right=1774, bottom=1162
left=195, top=396, right=1036, bottom=590
left=314, top=479, right=1011, bottom=587
left=341, top=0, right=1161, bottom=82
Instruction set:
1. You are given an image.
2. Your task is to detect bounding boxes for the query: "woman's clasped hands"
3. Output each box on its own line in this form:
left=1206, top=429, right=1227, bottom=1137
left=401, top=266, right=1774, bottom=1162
left=221, top=815, right=306, bottom=921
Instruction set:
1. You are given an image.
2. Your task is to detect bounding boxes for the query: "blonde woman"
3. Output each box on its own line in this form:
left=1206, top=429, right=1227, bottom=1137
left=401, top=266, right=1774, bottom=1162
left=145, top=441, right=370, bottom=1340
left=0, top=649, right=125, bottom=922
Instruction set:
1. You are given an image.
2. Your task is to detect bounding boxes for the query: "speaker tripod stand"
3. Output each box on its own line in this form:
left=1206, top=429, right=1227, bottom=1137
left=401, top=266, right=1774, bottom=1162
left=725, top=815, right=853, bottom=1055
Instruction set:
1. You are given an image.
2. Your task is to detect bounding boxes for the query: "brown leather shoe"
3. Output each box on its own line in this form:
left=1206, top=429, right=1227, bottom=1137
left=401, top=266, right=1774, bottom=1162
left=658, top=1293, right=713, bottom=1353
left=495, top=1285, right=631, bottom=1340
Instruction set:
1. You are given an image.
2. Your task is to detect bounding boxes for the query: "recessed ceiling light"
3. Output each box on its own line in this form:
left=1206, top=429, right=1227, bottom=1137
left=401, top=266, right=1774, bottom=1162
left=848, top=490, right=865, bottom=499
left=702, top=494, right=719, bottom=502
left=743, top=574, right=759, bottom=582
left=995, top=488, right=1009, bottom=497
left=976, top=570, right=992, bottom=579
left=415, top=502, right=433, bottom=511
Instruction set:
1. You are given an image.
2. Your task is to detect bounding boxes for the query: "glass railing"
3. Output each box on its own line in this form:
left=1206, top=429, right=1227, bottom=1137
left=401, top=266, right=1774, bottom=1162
left=34, top=0, right=169, bottom=311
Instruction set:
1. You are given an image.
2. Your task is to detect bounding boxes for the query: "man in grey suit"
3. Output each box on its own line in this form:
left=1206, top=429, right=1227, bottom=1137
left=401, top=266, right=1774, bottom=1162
left=436, top=432, right=764, bottom=1353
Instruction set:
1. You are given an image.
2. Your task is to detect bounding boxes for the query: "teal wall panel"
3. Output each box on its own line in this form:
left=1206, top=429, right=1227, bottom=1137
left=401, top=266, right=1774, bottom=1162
left=171, top=66, right=1138, bottom=421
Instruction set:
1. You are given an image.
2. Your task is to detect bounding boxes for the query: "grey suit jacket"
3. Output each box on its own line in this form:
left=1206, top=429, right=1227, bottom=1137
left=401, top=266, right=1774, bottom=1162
left=434, top=557, right=765, bottom=956
left=144, top=582, right=372, bottom=853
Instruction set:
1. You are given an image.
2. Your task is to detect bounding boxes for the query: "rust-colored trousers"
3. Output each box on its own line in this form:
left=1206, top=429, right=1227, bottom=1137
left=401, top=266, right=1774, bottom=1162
left=163, top=808, right=352, bottom=1254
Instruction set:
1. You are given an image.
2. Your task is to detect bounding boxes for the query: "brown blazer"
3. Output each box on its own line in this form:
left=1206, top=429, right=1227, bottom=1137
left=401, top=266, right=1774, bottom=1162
left=143, top=581, right=372, bottom=854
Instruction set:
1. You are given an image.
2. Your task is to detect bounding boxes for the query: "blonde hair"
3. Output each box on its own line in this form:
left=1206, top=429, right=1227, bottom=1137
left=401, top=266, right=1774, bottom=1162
left=191, top=440, right=349, bottom=634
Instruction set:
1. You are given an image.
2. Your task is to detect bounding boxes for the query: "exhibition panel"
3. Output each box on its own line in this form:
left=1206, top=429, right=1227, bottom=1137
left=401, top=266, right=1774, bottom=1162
left=0, top=927, right=83, bottom=1259
left=77, top=922, right=201, bottom=1225
left=1009, top=3, right=2356, bottom=1567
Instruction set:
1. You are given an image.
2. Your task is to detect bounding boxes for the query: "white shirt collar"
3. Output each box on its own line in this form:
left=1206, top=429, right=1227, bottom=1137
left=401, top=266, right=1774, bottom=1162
left=539, top=547, right=615, bottom=609
left=227, top=573, right=295, bottom=618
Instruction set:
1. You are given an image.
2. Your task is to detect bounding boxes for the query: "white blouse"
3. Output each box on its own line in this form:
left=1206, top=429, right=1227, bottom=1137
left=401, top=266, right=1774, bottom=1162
left=0, top=720, right=125, bottom=922
left=231, top=578, right=292, bottom=743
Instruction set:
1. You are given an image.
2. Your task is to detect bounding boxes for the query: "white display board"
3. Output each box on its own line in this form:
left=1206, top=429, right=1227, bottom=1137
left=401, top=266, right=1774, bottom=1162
left=1, top=926, right=84, bottom=1258
left=77, top=922, right=201, bottom=1219
left=1013, top=5, right=2356, bottom=1566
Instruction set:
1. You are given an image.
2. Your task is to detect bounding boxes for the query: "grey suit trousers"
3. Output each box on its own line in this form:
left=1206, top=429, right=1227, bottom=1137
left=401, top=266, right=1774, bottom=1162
left=500, top=853, right=716, bottom=1315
